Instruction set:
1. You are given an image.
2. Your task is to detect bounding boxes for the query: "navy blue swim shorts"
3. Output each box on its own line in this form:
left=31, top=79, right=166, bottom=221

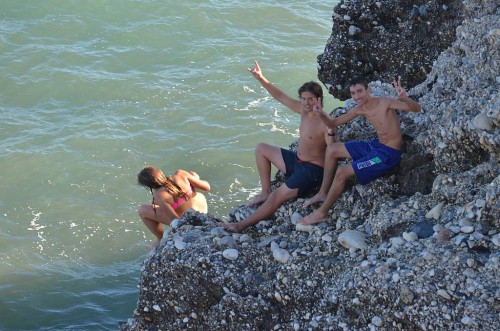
left=280, top=149, right=324, bottom=198
left=345, top=139, right=401, bottom=185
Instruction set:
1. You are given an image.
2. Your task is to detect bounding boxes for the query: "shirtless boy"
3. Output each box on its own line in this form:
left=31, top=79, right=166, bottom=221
left=299, top=76, right=421, bottom=225
left=219, top=60, right=333, bottom=233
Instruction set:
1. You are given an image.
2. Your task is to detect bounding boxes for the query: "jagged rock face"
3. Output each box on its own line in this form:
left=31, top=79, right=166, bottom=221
left=318, top=0, right=464, bottom=100
left=411, top=1, right=500, bottom=172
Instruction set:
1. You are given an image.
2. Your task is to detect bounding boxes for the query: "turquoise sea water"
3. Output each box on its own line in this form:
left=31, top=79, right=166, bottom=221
left=0, top=1, right=341, bottom=329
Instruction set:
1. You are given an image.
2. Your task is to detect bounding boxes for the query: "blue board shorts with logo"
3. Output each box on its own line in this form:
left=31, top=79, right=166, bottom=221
left=345, top=139, right=402, bottom=185
left=281, top=149, right=324, bottom=198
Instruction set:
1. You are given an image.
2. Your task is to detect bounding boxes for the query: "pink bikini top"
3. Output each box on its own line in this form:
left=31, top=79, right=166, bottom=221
left=170, top=185, right=195, bottom=209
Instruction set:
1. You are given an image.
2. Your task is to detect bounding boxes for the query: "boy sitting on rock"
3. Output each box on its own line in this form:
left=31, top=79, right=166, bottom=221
left=219, top=60, right=333, bottom=233
left=299, top=77, right=421, bottom=225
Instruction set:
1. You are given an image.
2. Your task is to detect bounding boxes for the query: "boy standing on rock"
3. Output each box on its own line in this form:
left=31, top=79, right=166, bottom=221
left=299, top=77, right=421, bottom=225
left=219, top=60, right=333, bottom=233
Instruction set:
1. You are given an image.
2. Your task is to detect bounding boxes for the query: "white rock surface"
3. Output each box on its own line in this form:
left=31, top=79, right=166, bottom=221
left=403, top=231, right=419, bottom=242
left=338, top=230, right=368, bottom=249
left=271, top=241, right=291, bottom=263
left=426, top=202, right=445, bottom=220
left=222, top=248, right=239, bottom=261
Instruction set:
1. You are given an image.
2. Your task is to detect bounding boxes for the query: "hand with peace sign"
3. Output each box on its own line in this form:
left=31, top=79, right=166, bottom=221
left=392, top=76, right=408, bottom=99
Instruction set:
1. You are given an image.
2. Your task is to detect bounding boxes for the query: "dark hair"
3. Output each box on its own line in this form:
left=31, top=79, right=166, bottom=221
left=298, top=81, right=323, bottom=106
left=348, top=76, right=369, bottom=89
left=137, top=166, right=185, bottom=201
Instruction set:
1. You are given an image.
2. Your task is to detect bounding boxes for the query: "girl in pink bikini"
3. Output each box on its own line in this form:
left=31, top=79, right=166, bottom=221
left=137, top=166, right=211, bottom=250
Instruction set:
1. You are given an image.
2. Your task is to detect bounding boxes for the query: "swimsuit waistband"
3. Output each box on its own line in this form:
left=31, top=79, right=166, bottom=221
left=297, top=157, right=324, bottom=168
left=371, top=139, right=402, bottom=153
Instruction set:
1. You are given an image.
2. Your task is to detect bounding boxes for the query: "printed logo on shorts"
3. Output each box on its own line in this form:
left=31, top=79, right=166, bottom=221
left=357, top=157, right=382, bottom=170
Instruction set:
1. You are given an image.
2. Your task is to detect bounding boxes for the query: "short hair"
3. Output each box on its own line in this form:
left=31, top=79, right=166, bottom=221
left=348, top=76, right=369, bottom=89
left=298, top=81, right=323, bottom=105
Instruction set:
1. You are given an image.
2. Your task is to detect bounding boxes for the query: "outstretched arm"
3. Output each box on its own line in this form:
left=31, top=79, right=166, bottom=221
left=313, top=102, right=359, bottom=129
left=248, top=60, right=302, bottom=113
left=389, top=77, right=421, bottom=112
left=312, top=102, right=336, bottom=128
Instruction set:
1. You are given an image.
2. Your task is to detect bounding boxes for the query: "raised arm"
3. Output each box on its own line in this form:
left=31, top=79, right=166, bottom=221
left=248, top=60, right=302, bottom=113
left=389, top=77, right=421, bottom=112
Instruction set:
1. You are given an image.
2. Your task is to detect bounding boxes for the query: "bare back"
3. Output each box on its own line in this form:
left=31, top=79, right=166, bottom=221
left=154, top=170, right=209, bottom=216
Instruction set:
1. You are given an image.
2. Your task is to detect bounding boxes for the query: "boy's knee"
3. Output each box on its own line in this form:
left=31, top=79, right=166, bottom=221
left=327, top=144, right=342, bottom=157
left=335, top=166, right=353, bottom=181
left=255, top=142, right=267, bottom=153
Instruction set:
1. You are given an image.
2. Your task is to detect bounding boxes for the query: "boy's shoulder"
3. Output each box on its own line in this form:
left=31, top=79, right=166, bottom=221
left=367, top=97, right=395, bottom=110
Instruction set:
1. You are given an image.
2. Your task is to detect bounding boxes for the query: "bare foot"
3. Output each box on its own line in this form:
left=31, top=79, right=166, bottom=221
left=146, top=240, right=161, bottom=251
left=218, top=222, right=242, bottom=233
left=246, top=192, right=270, bottom=206
left=298, top=210, right=328, bottom=225
left=302, top=193, right=326, bottom=208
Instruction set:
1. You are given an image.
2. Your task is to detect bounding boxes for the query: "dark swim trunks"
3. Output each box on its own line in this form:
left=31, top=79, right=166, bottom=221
left=280, top=149, right=324, bottom=198
left=345, top=139, right=402, bottom=185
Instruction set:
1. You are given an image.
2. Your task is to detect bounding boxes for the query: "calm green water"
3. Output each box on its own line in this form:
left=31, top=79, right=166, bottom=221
left=0, top=1, right=340, bottom=329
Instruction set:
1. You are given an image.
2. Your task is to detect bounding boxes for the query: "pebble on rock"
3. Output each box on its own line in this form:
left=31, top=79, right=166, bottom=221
left=271, top=241, right=291, bottom=264
left=295, top=223, right=313, bottom=232
left=338, top=230, right=368, bottom=249
left=222, top=248, right=239, bottom=261
left=371, top=316, right=383, bottom=327
left=403, top=231, right=418, bottom=242
left=437, top=289, right=452, bottom=300
left=425, top=202, right=444, bottom=220
left=412, top=221, right=435, bottom=239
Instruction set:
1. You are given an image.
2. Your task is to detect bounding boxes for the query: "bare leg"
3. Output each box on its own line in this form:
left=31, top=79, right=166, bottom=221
left=299, top=165, right=355, bottom=225
left=303, top=143, right=348, bottom=208
left=146, top=240, right=161, bottom=251
left=220, top=184, right=298, bottom=232
left=138, top=204, right=177, bottom=250
left=247, top=143, right=286, bottom=206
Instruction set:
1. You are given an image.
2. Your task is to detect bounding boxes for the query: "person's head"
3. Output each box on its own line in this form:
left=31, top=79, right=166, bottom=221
left=298, top=81, right=323, bottom=108
left=137, top=166, right=167, bottom=190
left=348, top=76, right=371, bottom=105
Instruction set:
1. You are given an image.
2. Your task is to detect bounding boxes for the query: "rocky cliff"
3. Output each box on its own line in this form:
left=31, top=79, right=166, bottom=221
left=318, top=0, right=465, bottom=100
left=121, top=0, right=499, bottom=330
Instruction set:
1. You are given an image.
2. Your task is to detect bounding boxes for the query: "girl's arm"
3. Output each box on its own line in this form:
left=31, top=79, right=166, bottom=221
left=183, top=170, right=211, bottom=192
